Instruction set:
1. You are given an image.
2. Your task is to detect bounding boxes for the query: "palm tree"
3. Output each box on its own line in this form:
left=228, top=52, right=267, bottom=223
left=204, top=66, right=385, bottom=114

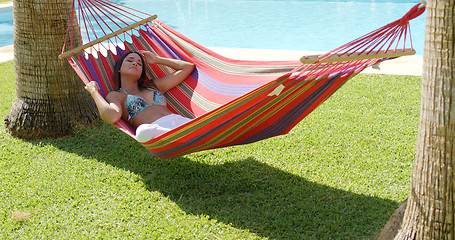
left=4, top=0, right=97, bottom=138
left=376, top=0, right=455, bottom=238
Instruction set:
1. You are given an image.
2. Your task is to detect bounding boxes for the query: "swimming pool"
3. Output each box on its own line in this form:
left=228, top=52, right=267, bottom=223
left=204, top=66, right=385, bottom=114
left=0, top=0, right=425, bottom=54
left=0, top=5, right=12, bottom=49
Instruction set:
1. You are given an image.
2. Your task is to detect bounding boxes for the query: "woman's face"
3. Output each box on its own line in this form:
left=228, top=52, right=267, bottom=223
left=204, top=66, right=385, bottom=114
left=119, top=53, right=143, bottom=80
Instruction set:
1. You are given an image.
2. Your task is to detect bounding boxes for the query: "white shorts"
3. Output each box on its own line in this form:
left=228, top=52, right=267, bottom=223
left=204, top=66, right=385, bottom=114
left=136, top=114, right=191, bottom=143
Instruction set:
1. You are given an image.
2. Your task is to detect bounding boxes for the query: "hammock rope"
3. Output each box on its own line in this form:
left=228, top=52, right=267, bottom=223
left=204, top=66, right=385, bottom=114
left=61, top=1, right=425, bottom=158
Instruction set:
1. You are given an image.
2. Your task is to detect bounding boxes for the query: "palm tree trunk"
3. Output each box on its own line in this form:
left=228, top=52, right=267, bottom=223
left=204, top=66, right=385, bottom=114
left=4, top=0, right=98, bottom=138
left=377, top=0, right=455, bottom=239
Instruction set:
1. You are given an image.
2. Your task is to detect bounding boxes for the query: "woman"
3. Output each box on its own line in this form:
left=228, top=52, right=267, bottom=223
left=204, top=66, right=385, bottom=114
left=85, top=50, right=195, bottom=142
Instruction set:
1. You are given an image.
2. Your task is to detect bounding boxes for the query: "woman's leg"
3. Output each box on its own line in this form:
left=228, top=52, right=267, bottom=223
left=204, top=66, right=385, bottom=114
left=135, top=123, right=171, bottom=143
left=135, top=114, right=192, bottom=143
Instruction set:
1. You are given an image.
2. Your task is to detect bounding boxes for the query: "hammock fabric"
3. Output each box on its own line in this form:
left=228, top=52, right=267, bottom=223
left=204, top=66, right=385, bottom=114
left=61, top=1, right=425, bottom=158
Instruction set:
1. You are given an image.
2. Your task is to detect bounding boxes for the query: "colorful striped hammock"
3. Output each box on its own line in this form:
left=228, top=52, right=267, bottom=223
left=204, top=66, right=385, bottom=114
left=60, top=1, right=425, bottom=158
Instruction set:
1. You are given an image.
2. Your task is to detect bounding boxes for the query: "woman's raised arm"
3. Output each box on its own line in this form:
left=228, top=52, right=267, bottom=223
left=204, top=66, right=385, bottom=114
left=139, top=50, right=194, bottom=93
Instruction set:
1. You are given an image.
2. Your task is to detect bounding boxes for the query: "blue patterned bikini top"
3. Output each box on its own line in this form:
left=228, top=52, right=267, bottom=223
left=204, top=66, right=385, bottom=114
left=119, top=87, right=167, bottom=120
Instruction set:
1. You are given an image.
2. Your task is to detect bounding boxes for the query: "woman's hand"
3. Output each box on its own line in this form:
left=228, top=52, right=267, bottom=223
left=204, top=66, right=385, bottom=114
left=137, top=50, right=194, bottom=93
left=85, top=81, right=99, bottom=95
left=138, top=50, right=159, bottom=65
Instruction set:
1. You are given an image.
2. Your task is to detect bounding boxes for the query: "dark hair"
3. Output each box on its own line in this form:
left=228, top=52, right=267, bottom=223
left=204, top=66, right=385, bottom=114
left=113, top=51, right=147, bottom=91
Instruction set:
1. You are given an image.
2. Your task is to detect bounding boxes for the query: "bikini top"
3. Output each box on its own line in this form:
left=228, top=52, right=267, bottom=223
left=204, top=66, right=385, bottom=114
left=119, top=87, right=167, bottom=120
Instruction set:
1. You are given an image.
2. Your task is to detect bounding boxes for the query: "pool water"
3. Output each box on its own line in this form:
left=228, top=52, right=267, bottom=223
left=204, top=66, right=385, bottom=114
left=0, top=0, right=425, bottom=54
left=0, top=6, right=12, bottom=49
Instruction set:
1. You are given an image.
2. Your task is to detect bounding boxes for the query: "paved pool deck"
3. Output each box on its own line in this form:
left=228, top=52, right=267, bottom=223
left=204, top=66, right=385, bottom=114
left=0, top=45, right=423, bottom=76
left=210, top=47, right=423, bottom=76
left=0, top=1, right=11, bottom=8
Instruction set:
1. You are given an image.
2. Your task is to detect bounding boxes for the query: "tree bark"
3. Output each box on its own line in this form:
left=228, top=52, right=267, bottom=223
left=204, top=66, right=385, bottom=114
left=375, top=200, right=408, bottom=240
left=4, top=0, right=98, bottom=139
left=377, top=0, right=455, bottom=239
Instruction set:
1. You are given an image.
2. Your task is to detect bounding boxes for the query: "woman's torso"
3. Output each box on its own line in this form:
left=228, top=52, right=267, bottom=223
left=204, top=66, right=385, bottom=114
left=113, top=88, right=173, bottom=128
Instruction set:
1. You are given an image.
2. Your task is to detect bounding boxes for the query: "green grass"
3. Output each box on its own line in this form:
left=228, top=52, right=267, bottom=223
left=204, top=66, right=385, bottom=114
left=0, top=0, right=11, bottom=4
left=0, top=60, right=421, bottom=239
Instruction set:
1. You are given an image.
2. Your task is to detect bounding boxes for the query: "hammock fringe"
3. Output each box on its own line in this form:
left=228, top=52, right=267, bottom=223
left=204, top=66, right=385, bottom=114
left=60, top=15, right=157, bottom=59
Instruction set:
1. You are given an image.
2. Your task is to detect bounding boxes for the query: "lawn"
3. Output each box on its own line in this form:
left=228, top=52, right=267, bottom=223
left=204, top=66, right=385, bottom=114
left=0, top=60, right=421, bottom=239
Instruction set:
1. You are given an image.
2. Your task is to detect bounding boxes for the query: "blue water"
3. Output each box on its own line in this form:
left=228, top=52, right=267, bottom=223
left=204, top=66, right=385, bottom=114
left=0, top=0, right=425, bottom=54
left=0, top=6, right=12, bottom=48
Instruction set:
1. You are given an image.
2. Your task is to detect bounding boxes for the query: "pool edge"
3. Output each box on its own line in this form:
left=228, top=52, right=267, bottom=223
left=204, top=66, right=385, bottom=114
left=0, top=45, right=423, bottom=76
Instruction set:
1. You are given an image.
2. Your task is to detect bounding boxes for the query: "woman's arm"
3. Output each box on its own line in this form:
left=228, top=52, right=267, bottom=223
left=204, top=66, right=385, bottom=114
left=139, top=50, right=194, bottom=93
left=85, top=81, right=123, bottom=124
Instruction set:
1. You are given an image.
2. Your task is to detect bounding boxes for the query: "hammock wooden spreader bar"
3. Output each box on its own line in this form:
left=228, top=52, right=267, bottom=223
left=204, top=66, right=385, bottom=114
left=300, top=48, right=416, bottom=64
left=61, top=1, right=425, bottom=158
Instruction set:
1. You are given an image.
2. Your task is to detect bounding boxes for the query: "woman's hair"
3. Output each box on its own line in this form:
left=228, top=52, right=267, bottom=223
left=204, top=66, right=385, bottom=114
left=113, top=51, right=147, bottom=91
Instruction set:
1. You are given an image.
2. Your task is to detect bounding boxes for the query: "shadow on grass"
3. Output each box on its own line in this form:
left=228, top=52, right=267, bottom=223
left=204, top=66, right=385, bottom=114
left=42, top=122, right=395, bottom=240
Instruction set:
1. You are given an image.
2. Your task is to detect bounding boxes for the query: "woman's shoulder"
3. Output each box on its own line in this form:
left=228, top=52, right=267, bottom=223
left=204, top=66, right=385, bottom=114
left=106, top=90, right=125, bottom=102
left=144, top=87, right=157, bottom=91
left=144, top=87, right=163, bottom=94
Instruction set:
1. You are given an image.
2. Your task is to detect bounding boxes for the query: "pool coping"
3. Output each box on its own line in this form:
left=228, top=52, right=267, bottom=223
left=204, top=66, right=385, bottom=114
left=0, top=45, right=423, bottom=76
left=0, top=1, right=12, bottom=8
left=0, top=45, right=13, bottom=63
left=210, top=47, right=423, bottom=76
